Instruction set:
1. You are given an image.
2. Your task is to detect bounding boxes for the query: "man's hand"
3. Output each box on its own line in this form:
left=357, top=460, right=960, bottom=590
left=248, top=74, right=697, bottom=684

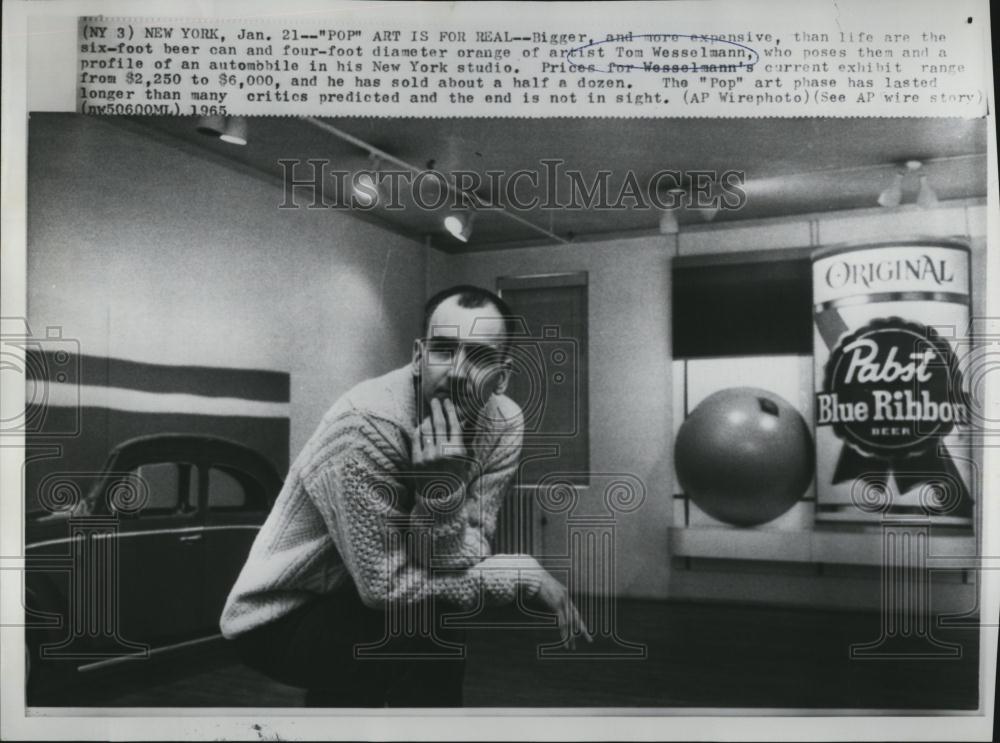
left=412, top=397, right=471, bottom=489
left=535, top=571, right=593, bottom=650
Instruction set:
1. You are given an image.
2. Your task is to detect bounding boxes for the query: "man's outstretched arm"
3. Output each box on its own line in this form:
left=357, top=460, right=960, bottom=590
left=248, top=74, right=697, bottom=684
left=300, top=410, right=590, bottom=647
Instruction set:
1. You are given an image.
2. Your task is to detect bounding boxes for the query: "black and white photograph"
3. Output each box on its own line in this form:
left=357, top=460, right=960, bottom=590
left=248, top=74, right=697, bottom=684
left=1, top=1, right=997, bottom=740
left=15, top=112, right=990, bottom=709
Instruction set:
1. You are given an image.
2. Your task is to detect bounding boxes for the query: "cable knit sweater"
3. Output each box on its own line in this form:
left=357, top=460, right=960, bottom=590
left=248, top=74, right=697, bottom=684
left=220, top=365, right=544, bottom=639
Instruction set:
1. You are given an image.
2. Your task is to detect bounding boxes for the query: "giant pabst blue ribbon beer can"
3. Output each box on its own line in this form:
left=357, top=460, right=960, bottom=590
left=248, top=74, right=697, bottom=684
left=812, top=240, right=973, bottom=524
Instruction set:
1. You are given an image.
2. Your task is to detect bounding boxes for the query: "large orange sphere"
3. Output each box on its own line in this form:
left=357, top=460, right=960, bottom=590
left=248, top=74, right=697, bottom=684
left=675, top=387, right=814, bottom=527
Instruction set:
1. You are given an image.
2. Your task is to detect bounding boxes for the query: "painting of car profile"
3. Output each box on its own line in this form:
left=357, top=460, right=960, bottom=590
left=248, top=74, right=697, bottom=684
left=24, top=434, right=282, bottom=702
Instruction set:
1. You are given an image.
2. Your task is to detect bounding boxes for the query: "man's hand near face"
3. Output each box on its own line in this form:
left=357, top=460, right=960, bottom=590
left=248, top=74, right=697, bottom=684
left=410, top=391, right=592, bottom=651
left=412, top=397, right=472, bottom=491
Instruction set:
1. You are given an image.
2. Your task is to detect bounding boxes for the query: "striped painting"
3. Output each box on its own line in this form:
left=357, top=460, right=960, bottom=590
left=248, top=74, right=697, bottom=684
left=23, top=350, right=290, bottom=514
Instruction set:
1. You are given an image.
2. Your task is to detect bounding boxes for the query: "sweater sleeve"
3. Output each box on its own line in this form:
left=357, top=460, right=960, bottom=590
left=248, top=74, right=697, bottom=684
left=300, top=411, right=542, bottom=611
left=410, top=410, right=523, bottom=569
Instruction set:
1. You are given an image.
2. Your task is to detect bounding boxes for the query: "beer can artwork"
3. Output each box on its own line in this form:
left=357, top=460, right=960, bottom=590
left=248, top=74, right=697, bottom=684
left=812, top=239, right=973, bottom=525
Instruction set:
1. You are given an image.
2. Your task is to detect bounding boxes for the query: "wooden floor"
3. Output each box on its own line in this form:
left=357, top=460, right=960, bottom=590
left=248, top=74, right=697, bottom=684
left=31, top=600, right=980, bottom=709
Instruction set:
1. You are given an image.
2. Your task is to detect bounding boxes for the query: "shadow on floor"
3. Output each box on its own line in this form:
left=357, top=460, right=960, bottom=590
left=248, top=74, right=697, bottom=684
left=27, top=599, right=980, bottom=709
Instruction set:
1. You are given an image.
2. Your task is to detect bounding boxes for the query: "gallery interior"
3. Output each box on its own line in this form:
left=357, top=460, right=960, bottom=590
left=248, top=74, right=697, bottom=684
left=22, top=113, right=988, bottom=708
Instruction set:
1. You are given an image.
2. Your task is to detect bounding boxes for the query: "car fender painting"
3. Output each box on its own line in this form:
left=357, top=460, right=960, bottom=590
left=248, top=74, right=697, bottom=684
left=22, top=351, right=289, bottom=699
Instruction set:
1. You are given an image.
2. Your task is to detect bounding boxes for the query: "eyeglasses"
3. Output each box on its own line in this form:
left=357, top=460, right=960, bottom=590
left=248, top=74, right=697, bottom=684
left=422, top=338, right=506, bottom=369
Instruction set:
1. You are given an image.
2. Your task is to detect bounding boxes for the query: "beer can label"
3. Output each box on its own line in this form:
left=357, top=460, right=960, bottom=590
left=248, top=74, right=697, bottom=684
left=812, top=241, right=972, bottom=524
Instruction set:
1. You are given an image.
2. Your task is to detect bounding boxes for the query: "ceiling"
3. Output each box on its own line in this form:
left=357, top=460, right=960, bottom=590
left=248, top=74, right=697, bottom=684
left=129, top=115, right=988, bottom=252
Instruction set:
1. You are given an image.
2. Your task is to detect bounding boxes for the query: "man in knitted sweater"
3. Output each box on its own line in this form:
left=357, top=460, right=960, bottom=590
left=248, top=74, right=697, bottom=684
left=221, top=285, right=589, bottom=707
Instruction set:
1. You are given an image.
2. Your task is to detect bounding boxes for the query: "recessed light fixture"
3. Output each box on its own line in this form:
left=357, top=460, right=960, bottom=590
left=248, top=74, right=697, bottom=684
left=219, top=117, right=248, bottom=146
left=878, top=160, right=936, bottom=208
left=444, top=211, right=475, bottom=242
left=916, top=174, right=939, bottom=208
left=658, top=186, right=685, bottom=234
left=352, top=155, right=383, bottom=207
left=658, top=209, right=679, bottom=235
left=197, top=116, right=248, bottom=146
left=877, top=172, right=905, bottom=208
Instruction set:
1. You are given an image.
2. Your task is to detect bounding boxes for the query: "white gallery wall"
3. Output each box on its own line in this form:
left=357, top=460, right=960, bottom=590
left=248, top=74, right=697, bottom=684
left=28, top=115, right=427, bottom=456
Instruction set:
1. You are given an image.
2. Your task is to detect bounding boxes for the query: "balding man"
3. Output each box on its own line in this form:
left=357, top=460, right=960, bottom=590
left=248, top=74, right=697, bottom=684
left=221, top=285, right=589, bottom=707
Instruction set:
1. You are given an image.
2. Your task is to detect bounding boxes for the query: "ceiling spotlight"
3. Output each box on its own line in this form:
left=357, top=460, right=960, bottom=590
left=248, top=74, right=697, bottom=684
left=690, top=180, right=720, bottom=222
left=878, top=160, right=925, bottom=208
left=916, top=174, right=939, bottom=208
left=657, top=185, right=685, bottom=234
left=219, top=116, right=248, bottom=146
left=658, top=208, right=679, bottom=235
left=444, top=211, right=475, bottom=242
left=195, top=115, right=225, bottom=137
left=877, top=172, right=904, bottom=208
left=352, top=155, right=383, bottom=207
